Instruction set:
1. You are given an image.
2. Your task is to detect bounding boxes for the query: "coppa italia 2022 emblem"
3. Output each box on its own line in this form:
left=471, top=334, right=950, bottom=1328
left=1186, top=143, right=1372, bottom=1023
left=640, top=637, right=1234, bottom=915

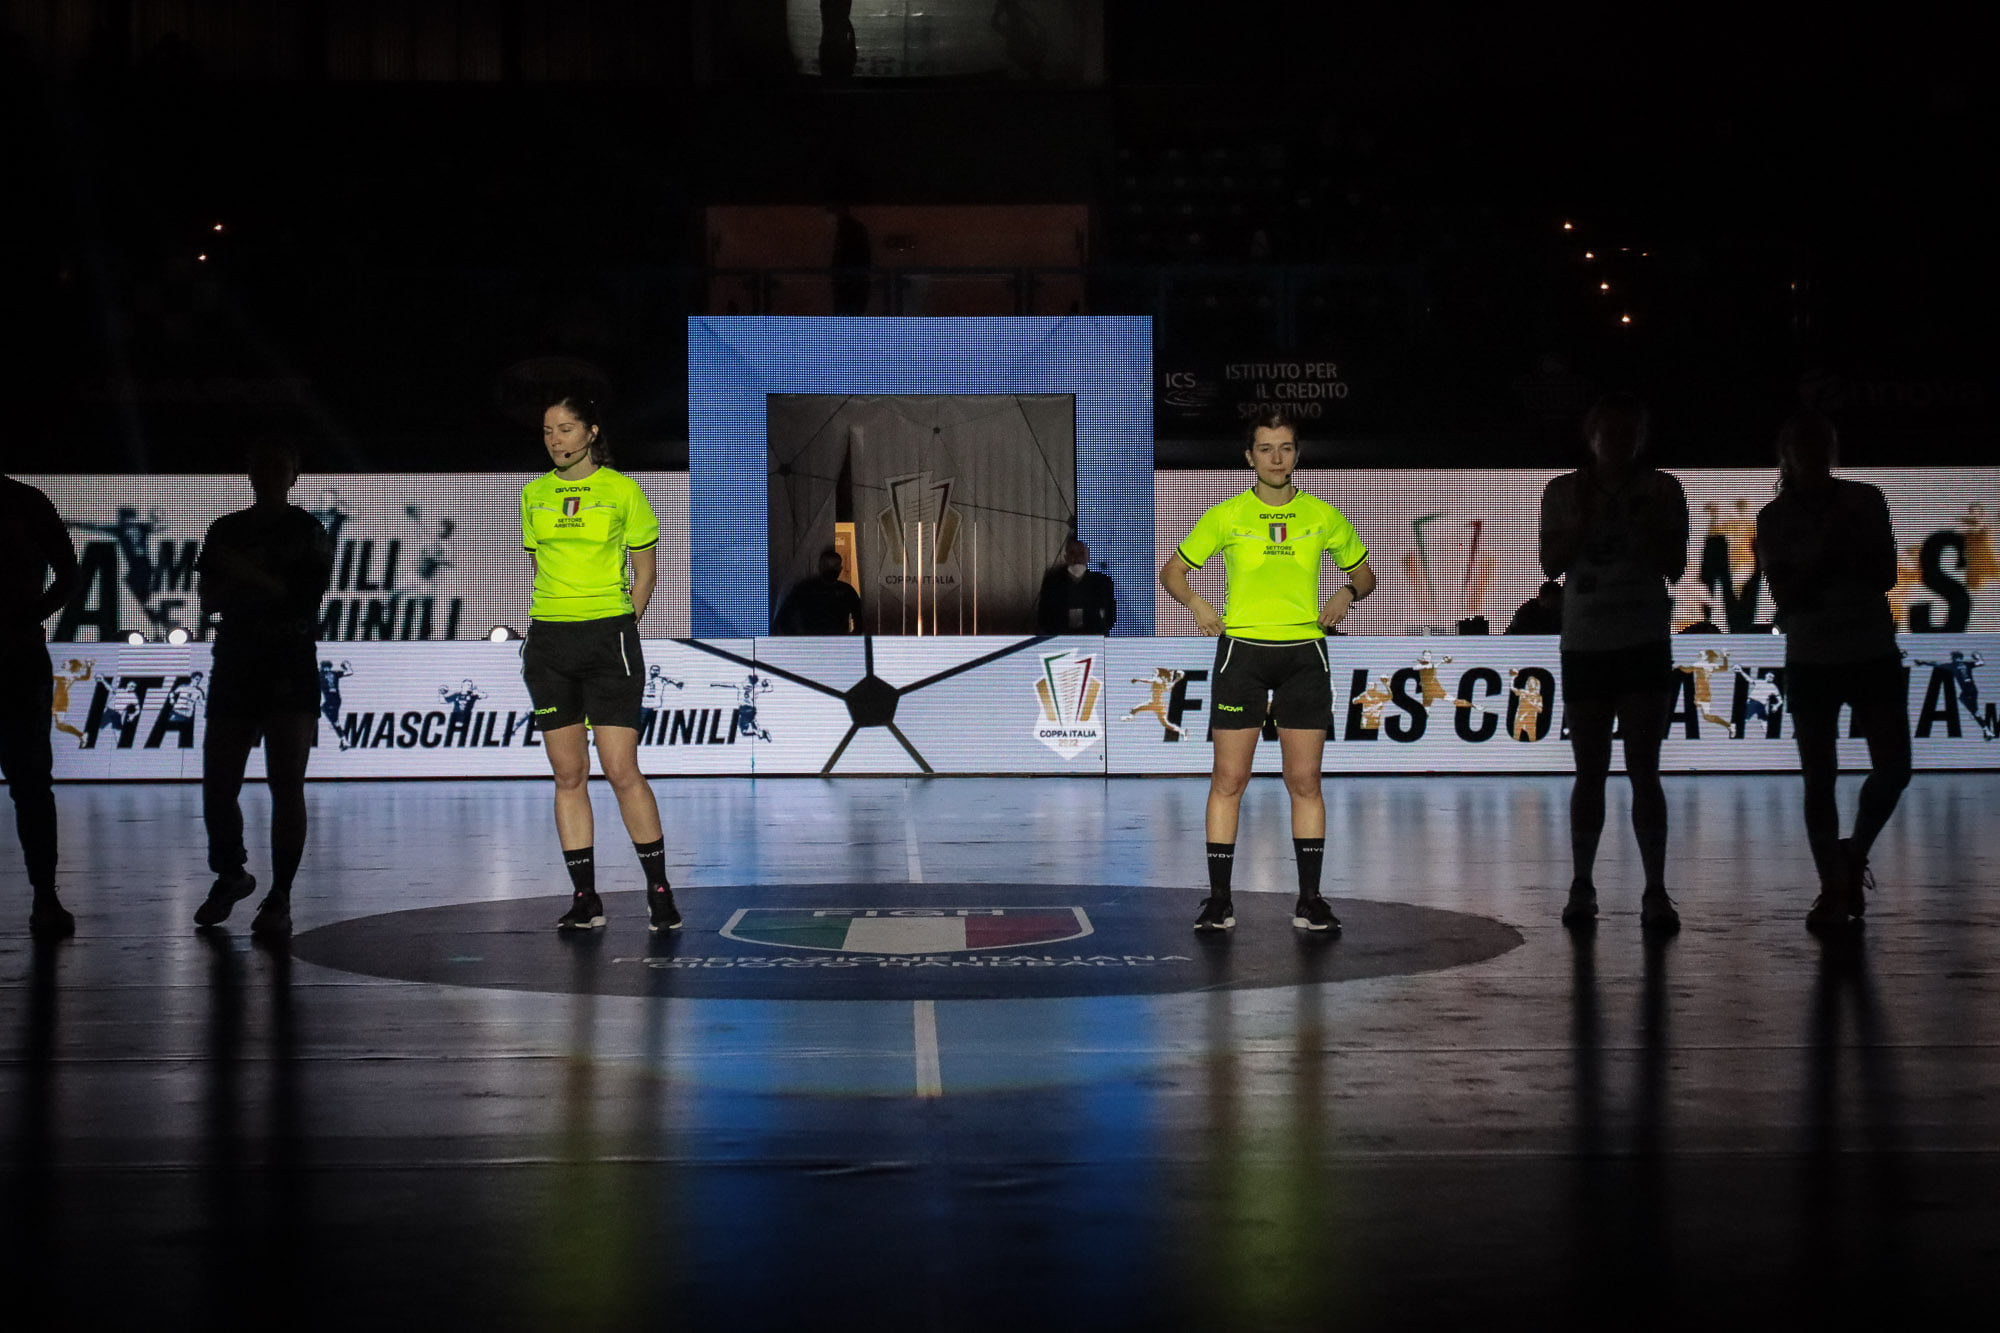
left=720, top=907, right=1093, bottom=956
left=1033, top=650, right=1104, bottom=759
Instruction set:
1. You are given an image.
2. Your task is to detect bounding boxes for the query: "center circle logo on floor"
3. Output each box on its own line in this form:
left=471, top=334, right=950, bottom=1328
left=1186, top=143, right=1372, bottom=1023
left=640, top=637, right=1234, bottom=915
left=290, top=884, right=1523, bottom=1001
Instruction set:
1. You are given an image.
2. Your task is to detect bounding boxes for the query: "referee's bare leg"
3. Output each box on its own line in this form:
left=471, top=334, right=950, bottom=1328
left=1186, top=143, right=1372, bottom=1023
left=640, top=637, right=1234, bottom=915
left=592, top=726, right=663, bottom=843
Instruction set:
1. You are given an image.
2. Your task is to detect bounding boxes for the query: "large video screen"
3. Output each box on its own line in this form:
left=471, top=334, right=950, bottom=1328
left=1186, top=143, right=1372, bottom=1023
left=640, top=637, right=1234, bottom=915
left=688, top=316, right=1155, bottom=638
left=42, top=634, right=2000, bottom=780
left=1155, top=468, right=2000, bottom=637
left=21, top=473, right=693, bottom=642
left=768, top=393, right=1077, bottom=635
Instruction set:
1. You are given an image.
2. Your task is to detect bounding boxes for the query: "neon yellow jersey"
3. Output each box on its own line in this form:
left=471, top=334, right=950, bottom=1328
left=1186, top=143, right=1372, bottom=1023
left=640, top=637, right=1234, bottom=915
left=1177, top=488, right=1368, bottom=640
left=521, top=467, right=660, bottom=622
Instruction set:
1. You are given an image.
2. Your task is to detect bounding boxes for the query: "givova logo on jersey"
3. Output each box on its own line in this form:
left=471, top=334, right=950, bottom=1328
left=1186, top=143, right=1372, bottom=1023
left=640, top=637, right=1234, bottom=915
left=1033, top=650, right=1103, bottom=758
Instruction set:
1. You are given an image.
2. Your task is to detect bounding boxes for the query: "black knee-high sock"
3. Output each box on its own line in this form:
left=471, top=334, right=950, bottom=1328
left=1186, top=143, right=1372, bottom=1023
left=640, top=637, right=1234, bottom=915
left=564, top=847, right=595, bottom=897
left=1294, top=837, right=1325, bottom=899
left=634, top=838, right=670, bottom=891
left=1206, top=843, right=1235, bottom=900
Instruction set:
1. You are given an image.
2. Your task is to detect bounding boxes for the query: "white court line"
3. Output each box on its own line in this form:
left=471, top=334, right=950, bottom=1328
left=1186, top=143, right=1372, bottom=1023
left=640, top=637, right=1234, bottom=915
left=904, top=800, right=924, bottom=883
left=913, top=999, right=943, bottom=1098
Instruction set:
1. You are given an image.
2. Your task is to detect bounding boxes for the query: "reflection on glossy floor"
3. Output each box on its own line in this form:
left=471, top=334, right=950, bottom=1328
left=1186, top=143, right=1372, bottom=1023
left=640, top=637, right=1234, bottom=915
left=4, top=773, right=1998, bottom=1331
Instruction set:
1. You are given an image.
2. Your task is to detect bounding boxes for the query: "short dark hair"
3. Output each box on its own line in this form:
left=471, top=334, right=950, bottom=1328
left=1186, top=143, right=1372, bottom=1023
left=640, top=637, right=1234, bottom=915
left=1776, top=409, right=1838, bottom=490
left=1539, top=580, right=1562, bottom=598
left=1582, top=391, right=1649, bottom=452
left=1243, top=407, right=1299, bottom=447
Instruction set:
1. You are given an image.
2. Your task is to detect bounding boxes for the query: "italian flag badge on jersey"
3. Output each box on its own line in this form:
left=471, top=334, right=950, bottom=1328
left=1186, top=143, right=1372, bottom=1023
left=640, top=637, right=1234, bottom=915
left=1268, top=521, right=1288, bottom=542
left=562, top=497, right=581, bottom=517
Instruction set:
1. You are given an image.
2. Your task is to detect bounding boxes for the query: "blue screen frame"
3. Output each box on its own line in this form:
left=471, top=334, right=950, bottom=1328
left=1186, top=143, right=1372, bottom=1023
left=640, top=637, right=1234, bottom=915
left=688, top=316, right=1155, bottom=637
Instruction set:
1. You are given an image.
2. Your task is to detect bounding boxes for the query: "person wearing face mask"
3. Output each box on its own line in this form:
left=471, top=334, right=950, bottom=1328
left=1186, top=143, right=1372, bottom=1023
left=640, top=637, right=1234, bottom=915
left=1540, top=392, right=1690, bottom=934
left=776, top=547, right=863, bottom=634
left=520, top=396, right=681, bottom=934
left=1757, top=409, right=1908, bottom=932
left=1035, top=539, right=1118, bottom=635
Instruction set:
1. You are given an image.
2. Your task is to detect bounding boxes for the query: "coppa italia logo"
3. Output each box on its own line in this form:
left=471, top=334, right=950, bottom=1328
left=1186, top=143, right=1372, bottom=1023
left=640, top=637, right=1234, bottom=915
left=1033, top=650, right=1104, bottom=758
left=720, top=907, right=1093, bottom=955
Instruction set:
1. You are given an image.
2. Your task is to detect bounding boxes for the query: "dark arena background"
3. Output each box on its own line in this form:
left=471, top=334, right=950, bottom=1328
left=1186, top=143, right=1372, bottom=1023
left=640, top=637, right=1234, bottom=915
left=2, top=5, right=1995, bottom=1331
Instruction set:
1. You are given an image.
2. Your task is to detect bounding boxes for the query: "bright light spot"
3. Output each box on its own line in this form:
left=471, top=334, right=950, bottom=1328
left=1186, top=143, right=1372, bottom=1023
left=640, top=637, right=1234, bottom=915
left=1562, top=221, right=1574, bottom=230
left=213, top=222, right=224, bottom=232
left=166, top=627, right=190, bottom=645
left=197, top=253, right=207, bottom=262
left=126, top=631, right=146, bottom=645
left=1583, top=251, right=1595, bottom=260
left=1620, top=314, right=1632, bottom=324
left=487, top=625, right=513, bottom=643
left=1600, top=282, right=1610, bottom=291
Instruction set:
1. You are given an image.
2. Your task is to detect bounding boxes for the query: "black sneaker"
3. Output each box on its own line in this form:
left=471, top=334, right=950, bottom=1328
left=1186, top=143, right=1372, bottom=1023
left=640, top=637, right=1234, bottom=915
left=250, top=893, right=292, bottom=941
left=1561, top=881, right=1598, bottom=928
left=1640, top=888, right=1681, bottom=934
left=1805, top=892, right=1858, bottom=934
left=1292, top=894, right=1342, bottom=934
left=556, top=891, right=606, bottom=931
left=647, top=884, right=682, bottom=933
left=29, top=893, right=75, bottom=938
left=1839, top=838, right=1875, bottom=917
left=1193, top=896, right=1235, bottom=932
left=195, top=871, right=257, bottom=927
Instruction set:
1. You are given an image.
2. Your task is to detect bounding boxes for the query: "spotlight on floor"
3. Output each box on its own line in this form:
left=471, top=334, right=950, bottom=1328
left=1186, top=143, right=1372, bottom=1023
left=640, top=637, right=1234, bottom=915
left=487, top=625, right=518, bottom=642
left=166, top=627, right=190, bottom=645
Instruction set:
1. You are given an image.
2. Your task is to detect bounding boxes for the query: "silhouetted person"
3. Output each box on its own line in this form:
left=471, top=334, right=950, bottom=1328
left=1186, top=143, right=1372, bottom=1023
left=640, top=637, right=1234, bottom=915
left=1758, top=410, right=1910, bottom=932
left=830, top=204, right=871, bottom=315
left=1, top=473, right=80, bottom=936
left=777, top=548, right=863, bottom=634
left=1036, top=540, right=1118, bottom=634
left=193, top=443, right=333, bottom=940
left=818, top=0, right=857, bottom=80
left=1504, top=579, right=1564, bottom=635
left=1540, top=393, right=1689, bottom=933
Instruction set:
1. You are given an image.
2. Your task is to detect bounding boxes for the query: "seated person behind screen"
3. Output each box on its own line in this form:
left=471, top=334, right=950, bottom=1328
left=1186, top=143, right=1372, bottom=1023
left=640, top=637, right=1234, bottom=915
left=1036, top=539, right=1117, bottom=634
left=1504, top=580, right=1564, bottom=635
left=777, top=548, right=862, bottom=634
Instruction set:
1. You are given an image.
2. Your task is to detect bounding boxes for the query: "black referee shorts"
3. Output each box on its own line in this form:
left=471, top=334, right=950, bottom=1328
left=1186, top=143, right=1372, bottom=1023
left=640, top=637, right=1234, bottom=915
left=1559, top=641, right=1674, bottom=704
left=1209, top=634, right=1333, bottom=731
left=209, top=634, right=320, bottom=720
left=522, top=614, right=644, bottom=730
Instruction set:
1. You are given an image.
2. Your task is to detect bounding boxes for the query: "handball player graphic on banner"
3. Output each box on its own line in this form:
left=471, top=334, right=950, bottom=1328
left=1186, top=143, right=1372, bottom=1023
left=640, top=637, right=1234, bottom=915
left=767, top=395, right=1078, bottom=635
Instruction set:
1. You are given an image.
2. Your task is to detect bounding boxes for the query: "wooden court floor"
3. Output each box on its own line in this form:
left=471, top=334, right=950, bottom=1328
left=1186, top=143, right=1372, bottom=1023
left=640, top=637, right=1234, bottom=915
left=3, top=772, right=1998, bottom=1331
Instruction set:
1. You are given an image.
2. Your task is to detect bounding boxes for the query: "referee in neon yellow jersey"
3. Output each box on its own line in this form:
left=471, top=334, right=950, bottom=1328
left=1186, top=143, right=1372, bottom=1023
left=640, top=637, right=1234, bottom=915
left=1159, top=408, right=1377, bottom=934
left=521, top=396, right=681, bottom=933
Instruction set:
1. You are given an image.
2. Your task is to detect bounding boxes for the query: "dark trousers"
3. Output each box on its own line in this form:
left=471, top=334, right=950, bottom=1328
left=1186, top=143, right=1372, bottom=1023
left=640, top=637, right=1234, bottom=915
left=0, top=639, right=58, bottom=890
